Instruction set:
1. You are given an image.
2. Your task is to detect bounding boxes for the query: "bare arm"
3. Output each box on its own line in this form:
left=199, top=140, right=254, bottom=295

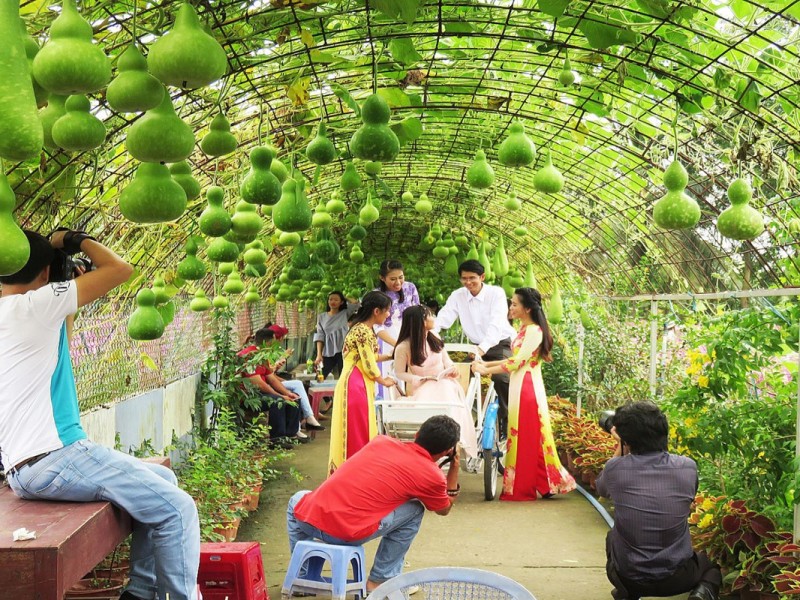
left=435, top=449, right=461, bottom=516
left=376, top=329, right=396, bottom=346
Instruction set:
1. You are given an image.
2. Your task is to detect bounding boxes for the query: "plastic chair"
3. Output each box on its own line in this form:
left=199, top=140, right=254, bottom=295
left=364, top=567, right=536, bottom=600
left=281, top=540, right=367, bottom=600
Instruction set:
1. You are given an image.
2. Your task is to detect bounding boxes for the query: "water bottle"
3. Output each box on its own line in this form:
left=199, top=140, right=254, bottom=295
left=316, top=365, right=325, bottom=382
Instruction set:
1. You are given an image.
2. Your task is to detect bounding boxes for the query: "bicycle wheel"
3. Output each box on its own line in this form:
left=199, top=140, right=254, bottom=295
left=483, top=419, right=500, bottom=500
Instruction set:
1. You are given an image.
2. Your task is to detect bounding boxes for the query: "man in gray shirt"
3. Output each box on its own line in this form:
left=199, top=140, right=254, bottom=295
left=596, top=402, right=721, bottom=600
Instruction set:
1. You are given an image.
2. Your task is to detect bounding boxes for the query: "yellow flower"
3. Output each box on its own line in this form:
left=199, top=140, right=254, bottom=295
left=698, top=375, right=709, bottom=388
left=698, top=513, right=714, bottom=529
left=701, top=498, right=716, bottom=511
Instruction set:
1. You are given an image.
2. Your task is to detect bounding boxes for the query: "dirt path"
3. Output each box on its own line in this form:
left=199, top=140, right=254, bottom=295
left=236, top=426, right=639, bottom=600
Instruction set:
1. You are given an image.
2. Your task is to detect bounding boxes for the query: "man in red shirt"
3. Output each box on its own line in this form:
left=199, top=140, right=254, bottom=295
left=287, top=415, right=461, bottom=592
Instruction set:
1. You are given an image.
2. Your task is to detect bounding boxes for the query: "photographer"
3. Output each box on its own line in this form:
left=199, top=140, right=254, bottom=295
left=287, top=415, right=461, bottom=593
left=596, top=401, right=721, bottom=600
left=0, top=230, right=201, bottom=600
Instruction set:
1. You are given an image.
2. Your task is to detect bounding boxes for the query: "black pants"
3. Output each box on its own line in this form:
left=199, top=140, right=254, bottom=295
left=261, top=395, right=301, bottom=438
left=480, top=339, right=511, bottom=434
left=606, top=533, right=721, bottom=600
left=322, top=353, right=343, bottom=378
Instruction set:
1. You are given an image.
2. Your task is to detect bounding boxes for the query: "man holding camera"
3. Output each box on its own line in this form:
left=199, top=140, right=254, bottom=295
left=287, top=415, right=462, bottom=593
left=0, top=230, right=201, bottom=600
left=596, top=402, right=721, bottom=600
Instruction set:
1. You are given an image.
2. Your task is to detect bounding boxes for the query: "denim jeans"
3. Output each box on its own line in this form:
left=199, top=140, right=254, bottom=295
left=8, top=439, right=200, bottom=600
left=286, top=490, right=424, bottom=583
left=283, top=380, right=313, bottom=419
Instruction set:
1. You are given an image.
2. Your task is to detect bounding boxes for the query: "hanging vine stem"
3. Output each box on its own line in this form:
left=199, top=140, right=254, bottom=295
left=257, top=103, right=265, bottom=146
left=364, top=0, right=377, bottom=93
left=131, top=0, right=138, bottom=44
left=672, top=96, right=679, bottom=160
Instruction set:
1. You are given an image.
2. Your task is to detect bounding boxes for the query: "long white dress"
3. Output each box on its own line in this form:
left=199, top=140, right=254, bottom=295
left=393, top=340, right=479, bottom=459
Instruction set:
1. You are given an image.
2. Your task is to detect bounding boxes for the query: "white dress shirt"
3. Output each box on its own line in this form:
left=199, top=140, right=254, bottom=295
left=434, top=284, right=516, bottom=353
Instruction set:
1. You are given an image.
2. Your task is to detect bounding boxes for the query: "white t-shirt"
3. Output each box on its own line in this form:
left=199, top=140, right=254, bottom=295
left=434, top=284, right=516, bottom=353
left=0, top=281, right=86, bottom=472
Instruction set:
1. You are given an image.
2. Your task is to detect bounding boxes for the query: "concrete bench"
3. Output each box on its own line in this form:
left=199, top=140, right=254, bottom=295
left=0, top=455, right=169, bottom=600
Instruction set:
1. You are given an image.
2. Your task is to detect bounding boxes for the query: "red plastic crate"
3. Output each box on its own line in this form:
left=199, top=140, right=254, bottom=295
left=199, top=541, right=268, bottom=600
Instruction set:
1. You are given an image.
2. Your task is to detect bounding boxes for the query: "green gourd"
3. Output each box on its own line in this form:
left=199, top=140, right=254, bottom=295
left=350, top=241, right=364, bottom=263
left=290, top=240, right=311, bottom=269
left=503, top=192, right=521, bottom=211
left=498, top=121, right=536, bottom=168
left=169, top=161, right=201, bottom=200
left=340, top=161, right=362, bottom=192
left=508, top=269, right=525, bottom=289
left=199, top=186, right=231, bottom=237
left=653, top=160, right=700, bottom=230
left=240, top=147, right=282, bottom=206
left=514, top=225, right=528, bottom=236
left=350, top=94, right=400, bottom=162
left=523, top=261, right=537, bottom=288
left=579, top=307, right=593, bottom=330
left=558, top=55, right=575, bottom=87
left=358, top=193, right=380, bottom=226
left=312, top=203, right=332, bottom=228
left=0, top=9, right=43, bottom=162
left=244, top=240, right=267, bottom=265
left=230, top=200, right=263, bottom=238
left=364, top=161, right=382, bottom=176
left=32, top=0, right=111, bottom=95
left=547, top=285, right=564, bottom=324
left=444, top=253, right=458, bottom=276
left=501, top=275, right=514, bottom=299
left=21, top=20, right=49, bottom=107
left=415, top=193, right=433, bottom=214
left=245, top=285, right=260, bottom=304
left=270, top=156, right=289, bottom=183
left=51, top=94, right=105, bottom=152
left=223, top=272, right=245, bottom=294
left=147, top=3, right=227, bottom=89
left=106, top=45, right=164, bottom=113
left=39, top=94, right=67, bottom=149
left=200, top=112, right=237, bottom=157
left=127, top=289, right=165, bottom=340
left=313, top=228, right=340, bottom=265
left=120, top=162, right=187, bottom=223
left=432, top=240, right=449, bottom=259
left=476, top=208, right=488, bottom=219
left=245, top=263, right=267, bottom=278
left=348, top=224, right=367, bottom=241
left=125, top=93, right=195, bottom=163
left=494, top=236, right=509, bottom=277
left=326, top=195, right=347, bottom=214
left=466, top=149, right=495, bottom=189
left=151, top=276, right=170, bottom=305
left=717, top=178, right=764, bottom=241
left=176, top=238, right=206, bottom=280
left=276, top=231, right=301, bottom=247
left=0, top=174, right=30, bottom=276
left=533, top=151, right=565, bottom=194
left=218, top=262, right=235, bottom=275
left=466, top=243, right=479, bottom=261
left=189, top=289, right=211, bottom=312
left=206, top=237, right=239, bottom=262
left=401, top=191, right=414, bottom=203
left=272, top=176, right=312, bottom=233
left=212, top=294, right=229, bottom=309
left=477, top=242, right=493, bottom=281
left=306, top=122, right=336, bottom=165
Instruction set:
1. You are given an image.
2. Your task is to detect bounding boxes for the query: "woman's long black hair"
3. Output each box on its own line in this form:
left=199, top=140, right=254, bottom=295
left=349, top=290, right=391, bottom=326
left=394, top=305, right=444, bottom=366
left=514, top=287, right=553, bottom=362
left=378, top=259, right=405, bottom=304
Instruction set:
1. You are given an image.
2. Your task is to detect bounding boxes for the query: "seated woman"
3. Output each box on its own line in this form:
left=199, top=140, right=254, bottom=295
left=393, top=305, right=479, bottom=459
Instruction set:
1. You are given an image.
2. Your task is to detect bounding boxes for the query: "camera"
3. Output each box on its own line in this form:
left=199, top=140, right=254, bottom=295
left=598, top=410, right=616, bottom=434
left=49, top=250, right=94, bottom=282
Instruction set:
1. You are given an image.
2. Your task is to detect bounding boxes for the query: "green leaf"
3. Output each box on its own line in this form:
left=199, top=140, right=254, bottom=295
left=444, top=20, right=473, bottom=33
left=331, top=83, right=360, bottom=117
left=391, top=117, right=423, bottom=146
left=140, top=352, right=158, bottom=371
left=309, top=49, right=349, bottom=64
left=388, top=38, right=422, bottom=67
left=377, top=87, right=412, bottom=107
left=736, top=79, right=761, bottom=113
left=578, top=14, right=639, bottom=49
left=538, top=0, right=571, bottom=18
left=582, top=91, right=610, bottom=117
left=370, top=0, right=420, bottom=25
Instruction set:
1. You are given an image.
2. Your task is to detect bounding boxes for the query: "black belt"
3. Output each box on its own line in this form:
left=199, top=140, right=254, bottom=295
left=11, top=452, right=50, bottom=474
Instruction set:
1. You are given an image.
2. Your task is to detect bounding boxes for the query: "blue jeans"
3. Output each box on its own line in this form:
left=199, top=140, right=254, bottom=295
left=8, top=439, right=200, bottom=600
left=286, top=490, right=424, bottom=583
left=283, top=380, right=313, bottom=420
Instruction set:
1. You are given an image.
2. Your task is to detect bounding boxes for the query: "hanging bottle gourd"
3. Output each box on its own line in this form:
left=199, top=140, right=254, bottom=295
left=326, top=190, right=347, bottom=214
left=206, top=236, right=239, bottom=262
left=340, top=161, right=362, bottom=192
left=716, top=178, right=764, bottom=241
left=503, top=192, right=522, bottom=211
left=270, top=155, right=289, bottom=183
left=467, top=149, right=495, bottom=189
left=21, top=20, right=50, bottom=107
left=349, top=241, right=365, bottom=263
left=306, top=122, right=336, bottom=165
left=0, top=174, right=30, bottom=276
left=0, top=9, right=43, bottom=162
left=120, top=162, right=186, bottom=223
left=169, top=161, right=201, bottom=200
left=51, top=95, right=105, bottom=152
left=126, top=93, right=195, bottom=164
left=358, top=191, right=380, bottom=226
left=200, top=111, right=237, bottom=158
left=444, top=253, right=458, bottom=277
left=244, top=239, right=268, bottom=265
left=558, top=53, right=576, bottom=87
left=313, top=228, right=340, bottom=265
left=547, top=284, right=564, bottom=324
left=364, top=161, right=382, bottom=177
left=501, top=275, right=514, bottom=299
left=39, top=95, right=67, bottom=149
left=579, top=307, right=593, bottom=330
left=176, top=238, right=206, bottom=280
left=212, top=294, right=229, bottom=309
left=415, top=192, right=433, bottom=214
left=350, top=94, right=400, bottom=162
left=107, top=45, right=164, bottom=113
left=199, top=186, right=232, bottom=237
left=276, top=231, right=301, bottom=247
left=523, top=261, right=537, bottom=288
left=190, top=289, right=211, bottom=312
left=218, top=261, right=235, bottom=276
left=533, top=150, right=565, bottom=194
left=127, top=289, right=165, bottom=340
left=401, top=190, right=414, bottom=204
left=290, top=240, right=311, bottom=269
left=432, top=239, right=449, bottom=259
left=32, top=0, right=111, bottom=95
left=147, top=3, right=227, bottom=89
left=240, top=146, right=282, bottom=206
left=312, top=203, right=332, bottom=228
left=244, top=285, right=260, bottom=304
left=514, top=225, right=528, bottom=237
left=272, top=175, right=312, bottom=233
left=223, top=272, right=245, bottom=294
left=151, top=276, right=170, bottom=306
left=348, top=224, right=367, bottom=242
left=477, top=242, right=493, bottom=281
left=508, top=269, right=525, bottom=289
left=498, top=121, right=536, bottom=168
left=653, top=159, right=700, bottom=230
left=494, top=236, right=509, bottom=277
left=230, top=200, right=263, bottom=242
left=466, top=243, right=479, bottom=261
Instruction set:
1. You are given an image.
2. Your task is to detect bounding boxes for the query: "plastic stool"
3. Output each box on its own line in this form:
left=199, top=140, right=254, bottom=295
left=281, top=540, right=366, bottom=600
left=199, top=541, right=268, bottom=600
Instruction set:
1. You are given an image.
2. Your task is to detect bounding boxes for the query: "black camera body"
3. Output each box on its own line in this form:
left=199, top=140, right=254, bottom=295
left=49, top=249, right=94, bottom=282
left=598, top=410, right=616, bottom=434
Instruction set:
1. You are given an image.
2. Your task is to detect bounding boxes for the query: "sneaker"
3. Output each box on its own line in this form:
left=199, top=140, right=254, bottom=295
left=296, top=430, right=309, bottom=439
left=406, top=584, right=421, bottom=595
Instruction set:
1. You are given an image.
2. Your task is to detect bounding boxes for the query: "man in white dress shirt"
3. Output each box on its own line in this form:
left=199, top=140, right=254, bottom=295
left=434, top=259, right=516, bottom=435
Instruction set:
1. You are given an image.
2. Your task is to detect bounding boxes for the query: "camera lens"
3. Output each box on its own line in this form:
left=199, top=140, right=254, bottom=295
left=598, top=410, right=615, bottom=434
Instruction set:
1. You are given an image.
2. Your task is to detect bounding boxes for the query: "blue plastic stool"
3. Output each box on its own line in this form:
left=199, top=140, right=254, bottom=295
left=281, top=540, right=367, bottom=600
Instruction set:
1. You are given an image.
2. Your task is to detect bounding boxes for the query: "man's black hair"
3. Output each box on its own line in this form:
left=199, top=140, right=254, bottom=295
left=613, top=401, right=668, bottom=454
left=0, top=231, right=53, bottom=285
left=458, top=259, right=484, bottom=277
left=254, top=327, right=275, bottom=345
left=415, top=415, right=460, bottom=455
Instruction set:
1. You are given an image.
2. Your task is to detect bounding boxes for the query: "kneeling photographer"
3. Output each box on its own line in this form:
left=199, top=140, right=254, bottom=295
left=596, top=401, right=721, bottom=600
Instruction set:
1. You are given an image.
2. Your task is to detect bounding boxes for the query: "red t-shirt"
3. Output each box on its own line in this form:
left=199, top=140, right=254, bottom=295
left=294, top=436, right=450, bottom=541
left=237, top=345, right=272, bottom=379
